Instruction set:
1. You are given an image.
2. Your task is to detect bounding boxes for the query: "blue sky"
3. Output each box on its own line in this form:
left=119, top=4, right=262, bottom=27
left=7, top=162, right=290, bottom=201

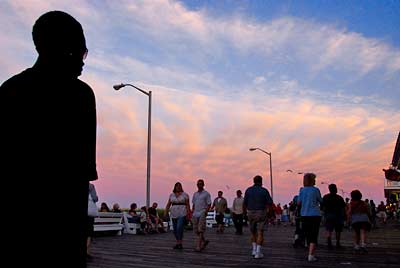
left=0, top=0, right=399, bottom=207
left=184, top=0, right=400, bottom=45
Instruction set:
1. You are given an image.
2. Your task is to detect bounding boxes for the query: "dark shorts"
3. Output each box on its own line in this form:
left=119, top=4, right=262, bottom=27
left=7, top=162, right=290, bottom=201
left=215, top=214, right=224, bottom=224
left=325, top=214, right=344, bottom=232
left=302, top=216, right=321, bottom=244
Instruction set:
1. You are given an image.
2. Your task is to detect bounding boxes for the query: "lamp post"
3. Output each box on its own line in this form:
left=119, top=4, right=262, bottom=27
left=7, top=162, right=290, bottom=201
left=249, top=147, right=273, bottom=200
left=114, top=83, right=152, bottom=208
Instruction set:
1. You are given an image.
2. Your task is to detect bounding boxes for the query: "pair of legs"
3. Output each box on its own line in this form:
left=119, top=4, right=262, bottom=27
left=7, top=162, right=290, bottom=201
left=302, top=216, right=321, bottom=261
left=232, top=213, right=243, bottom=234
left=150, top=216, right=164, bottom=232
left=326, top=230, right=342, bottom=248
left=353, top=228, right=367, bottom=247
left=250, top=228, right=264, bottom=249
left=247, top=210, right=267, bottom=258
left=325, top=217, right=343, bottom=248
left=87, top=216, right=95, bottom=257
left=352, top=222, right=370, bottom=250
left=172, top=216, right=186, bottom=248
left=215, top=214, right=225, bottom=233
left=192, top=214, right=209, bottom=251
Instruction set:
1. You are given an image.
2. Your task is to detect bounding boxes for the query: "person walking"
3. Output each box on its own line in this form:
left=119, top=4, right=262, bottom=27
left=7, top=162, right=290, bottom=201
left=232, top=190, right=244, bottom=235
left=347, top=190, right=372, bottom=253
left=0, top=11, right=98, bottom=267
left=377, top=201, right=387, bottom=224
left=211, top=191, right=228, bottom=233
left=192, top=179, right=211, bottom=252
left=165, top=182, right=190, bottom=249
left=369, top=200, right=377, bottom=228
left=87, top=183, right=99, bottom=260
left=322, top=184, right=345, bottom=249
left=297, top=173, right=323, bottom=262
left=243, top=175, right=273, bottom=259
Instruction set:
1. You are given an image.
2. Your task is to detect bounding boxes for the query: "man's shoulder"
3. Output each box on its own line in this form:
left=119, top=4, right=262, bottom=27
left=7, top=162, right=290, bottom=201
left=1, top=68, right=33, bottom=90
left=76, top=79, right=92, bottom=89
left=245, top=185, right=255, bottom=192
left=76, top=79, right=96, bottom=97
left=323, top=193, right=330, bottom=199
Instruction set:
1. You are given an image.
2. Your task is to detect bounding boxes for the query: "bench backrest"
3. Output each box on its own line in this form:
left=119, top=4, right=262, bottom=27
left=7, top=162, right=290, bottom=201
left=206, top=211, right=217, bottom=228
left=94, top=212, right=124, bottom=235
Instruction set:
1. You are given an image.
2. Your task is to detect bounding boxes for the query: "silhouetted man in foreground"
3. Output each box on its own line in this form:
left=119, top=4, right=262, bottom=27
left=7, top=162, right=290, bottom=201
left=0, top=11, right=97, bottom=267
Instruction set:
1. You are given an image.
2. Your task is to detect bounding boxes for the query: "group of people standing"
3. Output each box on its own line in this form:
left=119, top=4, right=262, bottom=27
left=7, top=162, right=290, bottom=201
left=295, top=173, right=373, bottom=262
left=162, top=172, right=375, bottom=263
left=163, top=175, right=273, bottom=259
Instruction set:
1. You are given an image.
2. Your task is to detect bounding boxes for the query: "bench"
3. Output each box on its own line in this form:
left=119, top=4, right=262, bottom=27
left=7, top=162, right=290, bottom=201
left=94, top=212, right=124, bottom=235
left=206, top=211, right=233, bottom=227
left=122, top=212, right=142, bottom=234
left=206, top=211, right=217, bottom=228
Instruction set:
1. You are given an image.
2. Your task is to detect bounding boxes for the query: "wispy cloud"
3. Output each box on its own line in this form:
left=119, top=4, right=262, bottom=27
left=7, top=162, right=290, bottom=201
left=1, top=0, right=398, bottom=207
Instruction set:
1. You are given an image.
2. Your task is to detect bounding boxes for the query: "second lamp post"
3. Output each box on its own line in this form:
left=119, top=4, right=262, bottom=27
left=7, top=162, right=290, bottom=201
left=249, top=147, right=273, bottom=200
left=114, top=83, right=152, bottom=208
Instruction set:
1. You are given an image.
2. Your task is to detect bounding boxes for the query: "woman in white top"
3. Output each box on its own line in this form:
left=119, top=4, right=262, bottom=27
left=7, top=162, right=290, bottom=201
left=165, top=182, right=190, bottom=249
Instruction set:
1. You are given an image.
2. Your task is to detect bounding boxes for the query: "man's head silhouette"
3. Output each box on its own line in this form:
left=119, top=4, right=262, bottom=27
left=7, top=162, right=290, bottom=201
left=32, top=11, right=87, bottom=77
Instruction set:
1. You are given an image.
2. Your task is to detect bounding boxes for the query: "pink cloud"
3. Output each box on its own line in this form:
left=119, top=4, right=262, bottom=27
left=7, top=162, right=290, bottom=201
left=83, top=81, right=400, bottom=208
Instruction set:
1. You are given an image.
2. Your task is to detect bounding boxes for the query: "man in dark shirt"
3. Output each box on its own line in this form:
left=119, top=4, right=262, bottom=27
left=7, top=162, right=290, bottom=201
left=148, top=202, right=165, bottom=232
left=0, top=11, right=97, bottom=267
left=322, top=184, right=345, bottom=248
left=243, top=175, right=273, bottom=259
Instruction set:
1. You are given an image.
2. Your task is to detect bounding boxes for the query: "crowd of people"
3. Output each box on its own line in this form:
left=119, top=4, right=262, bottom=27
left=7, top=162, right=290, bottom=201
left=89, top=173, right=399, bottom=263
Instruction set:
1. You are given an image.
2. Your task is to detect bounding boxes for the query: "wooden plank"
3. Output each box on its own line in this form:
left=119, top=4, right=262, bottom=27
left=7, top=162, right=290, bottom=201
left=88, top=222, right=400, bottom=268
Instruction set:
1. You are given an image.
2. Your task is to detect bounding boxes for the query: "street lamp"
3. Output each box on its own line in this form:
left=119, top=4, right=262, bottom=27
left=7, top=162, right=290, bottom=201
left=249, top=147, right=273, bottom=199
left=114, top=83, right=152, bottom=208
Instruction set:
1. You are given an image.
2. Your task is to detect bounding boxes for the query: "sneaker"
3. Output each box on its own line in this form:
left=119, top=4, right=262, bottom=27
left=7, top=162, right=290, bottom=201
left=360, top=246, right=368, bottom=253
left=308, top=255, right=317, bottom=262
left=251, top=249, right=257, bottom=256
left=254, top=252, right=264, bottom=259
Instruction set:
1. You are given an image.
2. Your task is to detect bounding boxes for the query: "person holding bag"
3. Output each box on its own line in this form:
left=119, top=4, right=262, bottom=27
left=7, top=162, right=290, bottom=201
left=87, top=182, right=98, bottom=259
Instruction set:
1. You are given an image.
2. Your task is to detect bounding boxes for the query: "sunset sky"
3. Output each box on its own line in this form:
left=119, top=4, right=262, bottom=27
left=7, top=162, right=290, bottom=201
left=1, top=0, right=399, bottom=208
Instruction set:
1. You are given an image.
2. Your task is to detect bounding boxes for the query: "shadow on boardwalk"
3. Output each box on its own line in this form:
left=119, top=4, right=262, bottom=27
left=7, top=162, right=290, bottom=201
left=88, top=222, right=400, bottom=268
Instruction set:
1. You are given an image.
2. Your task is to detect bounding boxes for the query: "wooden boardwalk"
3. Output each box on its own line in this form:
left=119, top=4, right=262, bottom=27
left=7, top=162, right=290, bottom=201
left=88, top=222, right=400, bottom=268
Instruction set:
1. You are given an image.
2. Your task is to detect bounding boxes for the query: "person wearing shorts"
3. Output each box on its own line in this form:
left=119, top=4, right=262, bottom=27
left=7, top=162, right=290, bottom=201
left=192, top=179, right=211, bottom=252
left=211, top=191, right=228, bottom=233
left=243, top=175, right=273, bottom=259
left=322, top=184, right=345, bottom=249
left=347, top=190, right=372, bottom=253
